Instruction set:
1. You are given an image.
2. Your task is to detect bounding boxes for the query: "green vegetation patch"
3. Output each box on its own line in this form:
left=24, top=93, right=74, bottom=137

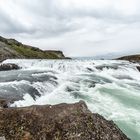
left=9, top=44, right=61, bottom=59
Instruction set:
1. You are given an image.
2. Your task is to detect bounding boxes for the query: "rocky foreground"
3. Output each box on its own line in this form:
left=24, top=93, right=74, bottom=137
left=0, top=101, right=130, bottom=140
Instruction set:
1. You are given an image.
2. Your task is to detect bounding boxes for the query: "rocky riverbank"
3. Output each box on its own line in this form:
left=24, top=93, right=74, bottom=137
left=117, top=54, right=140, bottom=63
left=0, top=36, right=68, bottom=62
left=0, top=101, right=130, bottom=140
left=116, top=54, right=140, bottom=72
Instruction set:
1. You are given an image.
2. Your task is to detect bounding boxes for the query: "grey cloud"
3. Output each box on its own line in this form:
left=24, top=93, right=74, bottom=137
left=0, top=0, right=81, bottom=38
left=0, top=9, right=36, bottom=35
left=17, top=0, right=140, bottom=23
left=1, top=0, right=140, bottom=37
left=0, top=0, right=140, bottom=57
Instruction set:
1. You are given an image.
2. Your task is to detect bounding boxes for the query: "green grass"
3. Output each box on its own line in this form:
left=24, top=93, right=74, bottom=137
left=9, top=44, right=61, bottom=59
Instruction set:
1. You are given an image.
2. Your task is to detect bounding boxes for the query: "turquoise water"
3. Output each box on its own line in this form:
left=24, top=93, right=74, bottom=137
left=1, top=59, right=140, bottom=140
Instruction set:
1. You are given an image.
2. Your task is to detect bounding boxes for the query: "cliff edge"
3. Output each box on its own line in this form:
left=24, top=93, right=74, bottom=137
left=0, top=36, right=66, bottom=62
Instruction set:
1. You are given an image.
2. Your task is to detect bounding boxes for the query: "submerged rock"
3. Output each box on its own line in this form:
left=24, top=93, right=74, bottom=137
left=136, top=66, right=140, bottom=72
left=96, top=65, right=118, bottom=71
left=0, top=63, right=20, bottom=71
left=0, top=101, right=130, bottom=140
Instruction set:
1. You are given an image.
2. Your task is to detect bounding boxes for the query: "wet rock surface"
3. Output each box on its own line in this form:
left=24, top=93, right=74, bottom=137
left=136, top=66, right=140, bottom=72
left=0, top=101, right=130, bottom=140
left=0, top=63, right=20, bottom=71
left=96, top=65, right=118, bottom=70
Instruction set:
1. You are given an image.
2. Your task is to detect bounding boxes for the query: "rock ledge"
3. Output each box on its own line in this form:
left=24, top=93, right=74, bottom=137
left=0, top=101, right=130, bottom=140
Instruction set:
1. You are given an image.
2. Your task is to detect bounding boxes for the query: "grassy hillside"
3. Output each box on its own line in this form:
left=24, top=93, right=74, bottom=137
left=0, top=36, right=66, bottom=62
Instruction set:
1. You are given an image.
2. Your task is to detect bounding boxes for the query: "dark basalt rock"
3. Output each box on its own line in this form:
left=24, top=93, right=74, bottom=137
left=87, top=67, right=94, bottom=72
left=0, top=63, right=20, bottom=71
left=96, top=65, right=118, bottom=71
left=136, top=66, right=140, bottom=72
left=0, top=101, right=130, bottom=140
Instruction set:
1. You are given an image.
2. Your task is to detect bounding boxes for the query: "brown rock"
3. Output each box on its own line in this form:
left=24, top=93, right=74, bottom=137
left=0, top=101, right=130, bottom=140
left=0, top=99, right=9, bottom=108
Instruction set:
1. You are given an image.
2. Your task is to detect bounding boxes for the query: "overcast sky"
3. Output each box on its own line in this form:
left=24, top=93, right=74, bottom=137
left=0, top=0, right=140, bottom=57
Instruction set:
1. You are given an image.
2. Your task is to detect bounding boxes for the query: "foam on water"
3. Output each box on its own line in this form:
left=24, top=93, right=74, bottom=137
left=2, top=59, right=140, bottom=140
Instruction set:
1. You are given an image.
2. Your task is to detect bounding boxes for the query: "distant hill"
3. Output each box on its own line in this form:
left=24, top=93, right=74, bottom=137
left=116, top=54, right=140, bottom=62
left=0, top=36, right=67, bottom=62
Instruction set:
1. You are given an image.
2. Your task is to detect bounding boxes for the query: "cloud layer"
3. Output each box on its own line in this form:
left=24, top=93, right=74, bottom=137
left=0, top=0, right=140, bottom=57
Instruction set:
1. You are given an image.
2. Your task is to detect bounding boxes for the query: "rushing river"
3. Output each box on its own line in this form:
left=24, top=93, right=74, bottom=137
left=1, top=59, right=140, bottom=140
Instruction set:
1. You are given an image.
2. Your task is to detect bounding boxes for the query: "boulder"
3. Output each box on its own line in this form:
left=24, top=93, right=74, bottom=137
left=0, top=101, right=130, bottom=140
left=0, top=63, right=20, bottom=71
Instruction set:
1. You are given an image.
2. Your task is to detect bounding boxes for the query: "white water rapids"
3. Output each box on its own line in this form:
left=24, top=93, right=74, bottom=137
left=1, top=59, right=140, bottom=140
